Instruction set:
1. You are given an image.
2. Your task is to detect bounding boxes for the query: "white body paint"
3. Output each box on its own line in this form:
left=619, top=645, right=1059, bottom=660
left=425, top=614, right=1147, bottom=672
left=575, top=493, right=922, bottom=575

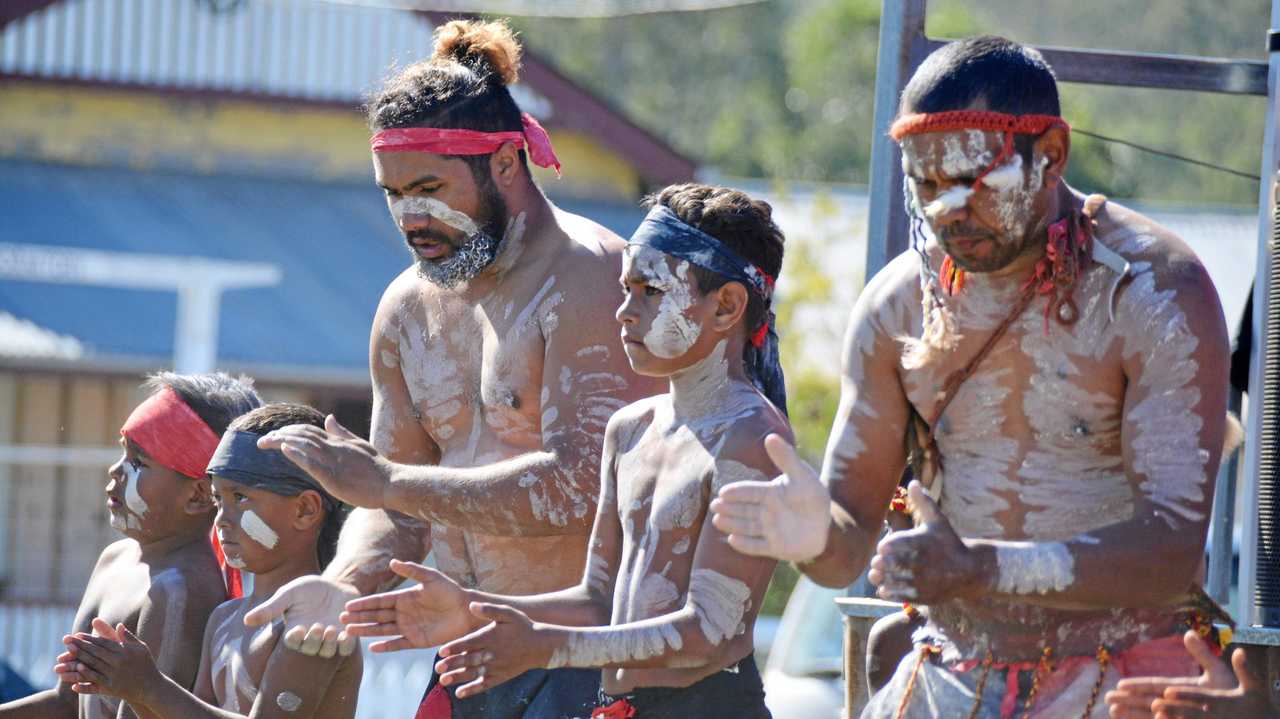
left=276, top=691, right=303, bottom=712
left=688, top=568, right=752, bottom=644
left=240, top=510, right=279, bottom=549
left=923, top=185, right=973, bottom=220
left=389, top=196, right=480, bottom=236
left=210, top=610, right=263, bottom=712
left=123, top=462, right=149, bottom=518
left=995, top=541, right=1075, bottom=595
left=628, top=247, right=702, bottom=359
left=548, top=621, right=684, bottom=668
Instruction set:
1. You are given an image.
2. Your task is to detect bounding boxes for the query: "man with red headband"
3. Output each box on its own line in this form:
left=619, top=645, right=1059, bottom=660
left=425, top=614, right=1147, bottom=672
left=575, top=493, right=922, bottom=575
left=711, top=36, right=1233, bottom=717
left=243, top=18, right=659, bottom=719
left=0, top=372, right=260, bottom=719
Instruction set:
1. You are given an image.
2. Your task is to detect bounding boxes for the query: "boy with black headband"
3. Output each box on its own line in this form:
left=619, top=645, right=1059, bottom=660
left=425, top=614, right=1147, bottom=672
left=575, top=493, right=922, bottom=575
left=2, top=372, right=261, bottom=719
left=338, top=183, right=789, bottom=718
left=58, top=403, right=362, bottom=719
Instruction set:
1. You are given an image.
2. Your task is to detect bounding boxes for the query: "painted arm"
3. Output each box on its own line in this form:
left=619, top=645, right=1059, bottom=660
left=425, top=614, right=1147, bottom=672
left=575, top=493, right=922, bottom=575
left=340, top=416, right=631, bottom=649
left=434, top=439, right=779, bottom=698
left=380, top=286, right=635, bottom=536
left=872, top=262, right=1229, bottom=609
left=713, top=272, right=913, bottom=587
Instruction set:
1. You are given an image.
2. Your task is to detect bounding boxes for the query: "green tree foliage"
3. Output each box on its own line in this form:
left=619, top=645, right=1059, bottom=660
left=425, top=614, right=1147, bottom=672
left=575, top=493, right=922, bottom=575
left=513, top=0, right=1263, bottom=203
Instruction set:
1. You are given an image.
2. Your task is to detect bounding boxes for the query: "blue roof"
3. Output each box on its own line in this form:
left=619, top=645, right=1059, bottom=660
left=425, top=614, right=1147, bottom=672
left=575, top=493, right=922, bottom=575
left=0, top=160, right=646, bottom=381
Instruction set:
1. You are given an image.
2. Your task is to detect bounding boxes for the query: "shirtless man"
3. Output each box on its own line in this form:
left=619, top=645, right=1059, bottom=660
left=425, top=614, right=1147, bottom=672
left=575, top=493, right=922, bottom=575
left=60, top=403, right=361, bottom=719
left=340, top=183, right=790, bottom=719
left=243, top=19, right=658, bottom=718
left=4, top=372, right=261, bottom=719
left=711, top=36, right=1231, bottom=717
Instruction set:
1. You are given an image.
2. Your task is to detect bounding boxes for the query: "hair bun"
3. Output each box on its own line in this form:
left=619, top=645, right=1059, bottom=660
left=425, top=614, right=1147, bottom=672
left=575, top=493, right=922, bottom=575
left=432, top=19, right=522, bottom=86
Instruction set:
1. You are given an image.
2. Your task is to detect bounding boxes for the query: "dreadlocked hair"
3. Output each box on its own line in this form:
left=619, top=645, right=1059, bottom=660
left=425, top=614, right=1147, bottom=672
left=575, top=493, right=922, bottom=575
left=365, top=19, right=528, bottom=182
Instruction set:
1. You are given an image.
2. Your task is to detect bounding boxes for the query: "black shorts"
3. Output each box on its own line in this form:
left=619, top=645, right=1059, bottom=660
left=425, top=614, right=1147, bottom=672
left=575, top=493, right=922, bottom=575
left=594, top=656, right=771, bottom=719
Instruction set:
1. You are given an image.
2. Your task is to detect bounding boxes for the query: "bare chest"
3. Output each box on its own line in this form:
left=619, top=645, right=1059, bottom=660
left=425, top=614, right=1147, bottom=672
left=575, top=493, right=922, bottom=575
left=391, top=277, right=565, bottom=456
left=77, top=561, right=154, bottom=633
left=210, top=608, right=278, bottom=712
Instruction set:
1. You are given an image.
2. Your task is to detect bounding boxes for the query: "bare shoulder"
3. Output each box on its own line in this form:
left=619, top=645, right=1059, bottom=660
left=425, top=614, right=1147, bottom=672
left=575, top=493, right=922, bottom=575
left=855, top=248, right=924, bottom=340
left=373, top=266, right=421, bottom=329
left=715, top=402, right=792, bottom=472
left=1096, top=200, right=1224, bottom=329
left=606, top=395, right=663, bottom=450
left=93, top=538, right=139, bottom=569
left=551, top=207, right=627, bottom=295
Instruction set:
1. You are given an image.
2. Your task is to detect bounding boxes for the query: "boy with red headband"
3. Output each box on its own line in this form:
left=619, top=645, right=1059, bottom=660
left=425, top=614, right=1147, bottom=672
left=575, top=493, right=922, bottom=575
left=337, top=183, right=789, bottom=719
left=0, top=372, right=260, bottom=719
left=710, top=36, right=1234, bottom=718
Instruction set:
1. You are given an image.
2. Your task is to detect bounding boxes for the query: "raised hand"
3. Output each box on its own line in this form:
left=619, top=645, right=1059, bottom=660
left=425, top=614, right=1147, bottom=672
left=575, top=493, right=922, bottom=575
left=1105, top=630, right=1237, bottom=719
left=709, top=434, right=831, bottom=562
left=57, top=619, right=160, bottom=705
left=435, top=603, right=554, bottom=699
left=1154, top=647, right=1277, bottom=718
left=868, top=481, right=986, bottom=604
left=55, top=618, right=123, bottom=693
left=256, top=414, right=395, bottom=509
left=243, top=574, right=360, bottom=657
left=341, top=559, right=480, bottom=652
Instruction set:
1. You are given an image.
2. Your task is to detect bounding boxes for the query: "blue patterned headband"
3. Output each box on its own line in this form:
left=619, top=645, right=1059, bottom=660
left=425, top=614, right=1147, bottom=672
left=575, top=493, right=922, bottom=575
left=628, top=204, right=788, bottom=415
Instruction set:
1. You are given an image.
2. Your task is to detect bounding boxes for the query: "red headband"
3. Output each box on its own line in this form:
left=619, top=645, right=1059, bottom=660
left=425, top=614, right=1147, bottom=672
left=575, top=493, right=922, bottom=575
left=370, top=112, right=562, bottom=177
left=120, top=386, right=221, bottom=480
left=890, top=110, right=1070, bottom=188
left=119, top=386, right=241, bottom=598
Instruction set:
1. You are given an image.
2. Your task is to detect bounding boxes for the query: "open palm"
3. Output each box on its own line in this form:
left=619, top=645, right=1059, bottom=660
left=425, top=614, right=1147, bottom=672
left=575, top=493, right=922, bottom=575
left=340, top=560, right=478, bottom=652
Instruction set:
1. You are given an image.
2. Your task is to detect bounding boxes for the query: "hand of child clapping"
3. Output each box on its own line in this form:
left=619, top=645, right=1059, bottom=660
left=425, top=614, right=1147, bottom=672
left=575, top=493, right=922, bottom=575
left=55, top=618, right=161, bottom=705
left=434, top=603, right=554, bottom=699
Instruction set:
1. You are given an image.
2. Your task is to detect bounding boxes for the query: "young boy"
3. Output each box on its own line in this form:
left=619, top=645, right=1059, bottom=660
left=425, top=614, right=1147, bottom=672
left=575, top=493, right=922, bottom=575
left=57, top=403, right=362, bottom=719
left=0, top=372, right=261, bottom=719
left=340, top=183, right=791, bottom=718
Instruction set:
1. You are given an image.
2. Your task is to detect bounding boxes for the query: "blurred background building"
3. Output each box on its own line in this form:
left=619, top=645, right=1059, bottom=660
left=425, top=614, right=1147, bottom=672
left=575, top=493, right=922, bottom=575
left=0, top=1, right=1266, bottom=716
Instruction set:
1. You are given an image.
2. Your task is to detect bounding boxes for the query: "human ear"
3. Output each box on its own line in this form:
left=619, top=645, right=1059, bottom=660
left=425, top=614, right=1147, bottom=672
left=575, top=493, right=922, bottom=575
left=292, top=491, right=324, bottom=531
left=1034, top=126, right=1070, bottom=188
left=490, top=142, right=521, bottom=188
left=712, top=282, right=750, bottom=334
left=186, top=478, right=215, bottom=515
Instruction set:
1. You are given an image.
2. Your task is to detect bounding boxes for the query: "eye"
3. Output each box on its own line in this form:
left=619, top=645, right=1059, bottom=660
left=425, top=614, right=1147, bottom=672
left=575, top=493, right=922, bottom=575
left=234, top=492, right=248, bottom=504
left=644, top=285, right=663, bottom=297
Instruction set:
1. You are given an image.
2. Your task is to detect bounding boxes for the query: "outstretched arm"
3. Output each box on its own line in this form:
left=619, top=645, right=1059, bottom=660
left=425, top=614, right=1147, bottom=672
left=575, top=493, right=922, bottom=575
left=262, top=279, right=640, bottom=537
left=711, top=272, right=913, bottom=587
left=340, top=417, right=631, bottom=650
left=434, top=440, right=779, bottom=698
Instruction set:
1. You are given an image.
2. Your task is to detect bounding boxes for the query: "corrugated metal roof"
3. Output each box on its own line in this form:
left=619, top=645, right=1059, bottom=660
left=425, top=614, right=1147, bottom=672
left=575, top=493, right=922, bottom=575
left=0, top=159, right=646, bottom=380
left=0, top=0, right=551, bottom=114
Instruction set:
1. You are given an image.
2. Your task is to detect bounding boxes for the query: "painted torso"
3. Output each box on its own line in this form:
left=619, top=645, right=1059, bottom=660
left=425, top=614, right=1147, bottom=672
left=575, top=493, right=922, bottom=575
left=875, top=204, right=1209, bottom=660
left=381, top=212, right=641, bottom=595
left=75, top=539, right=223, bottom=718
left=603, top=377, right=775, bottom=693
left=204, top=598, right=359, bottom=717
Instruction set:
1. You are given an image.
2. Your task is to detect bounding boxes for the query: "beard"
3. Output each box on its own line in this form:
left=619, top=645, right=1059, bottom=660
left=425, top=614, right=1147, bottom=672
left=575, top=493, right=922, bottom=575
left=939, top=216, right=1039, bottom=273
left=410, top=182, right=508, bottom=289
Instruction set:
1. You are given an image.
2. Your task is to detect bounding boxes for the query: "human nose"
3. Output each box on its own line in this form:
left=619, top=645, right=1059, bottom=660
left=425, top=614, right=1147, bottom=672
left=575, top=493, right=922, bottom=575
left=616, top=289, right=637, bottom=325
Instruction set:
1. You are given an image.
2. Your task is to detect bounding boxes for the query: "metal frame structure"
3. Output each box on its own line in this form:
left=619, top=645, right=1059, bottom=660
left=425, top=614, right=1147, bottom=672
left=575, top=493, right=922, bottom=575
left=840, top=0, right=1280, bottom=715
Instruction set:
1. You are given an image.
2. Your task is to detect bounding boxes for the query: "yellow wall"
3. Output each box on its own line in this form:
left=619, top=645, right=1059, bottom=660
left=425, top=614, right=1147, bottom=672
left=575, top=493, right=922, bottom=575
left=0, top=80, right=643, bottom=201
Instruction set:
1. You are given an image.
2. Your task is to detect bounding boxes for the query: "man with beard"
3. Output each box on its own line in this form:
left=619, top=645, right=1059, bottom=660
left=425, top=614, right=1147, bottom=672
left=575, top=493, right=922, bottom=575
left=710, top=36, right=1234, bottom=717
left=242, top=19, right=660, bottom=719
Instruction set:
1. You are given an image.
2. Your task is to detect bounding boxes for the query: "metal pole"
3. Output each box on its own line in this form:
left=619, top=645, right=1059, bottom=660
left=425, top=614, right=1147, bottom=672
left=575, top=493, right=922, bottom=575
left=1207, top=389, right=1241, bottom=607
left=862, top=0, right=928, bottom=281
left=1240, top=2, right=1280, bottom=629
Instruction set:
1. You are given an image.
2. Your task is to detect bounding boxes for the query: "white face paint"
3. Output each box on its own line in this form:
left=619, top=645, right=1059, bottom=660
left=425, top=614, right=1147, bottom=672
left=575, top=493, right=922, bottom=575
left=994, top=541, right=1075, bottom=595
left=388, top=196, right=480, bottom=235
left=978, top=153, right=1023, bottom=192
left=923, top=185, right=973, bottom=220
left=276, top=692, right=302, bottom=713
left=626, top=247, right=702, bottom=359
left=240, top=510, right=279, bottom=549
left=224, top=556, right=247, bottom=569
left=122, top=461, right=149, bottom=518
